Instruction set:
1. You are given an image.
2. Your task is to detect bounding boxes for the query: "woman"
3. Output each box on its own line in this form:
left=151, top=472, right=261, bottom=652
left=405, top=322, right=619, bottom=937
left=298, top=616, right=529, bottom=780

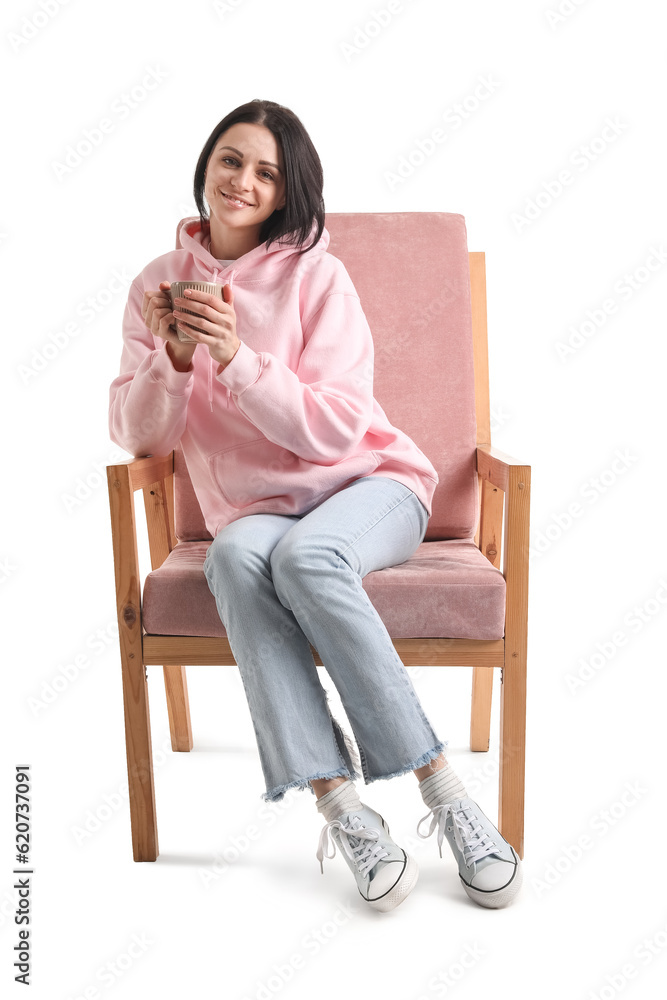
left=109, top=99, right=521, bottom=911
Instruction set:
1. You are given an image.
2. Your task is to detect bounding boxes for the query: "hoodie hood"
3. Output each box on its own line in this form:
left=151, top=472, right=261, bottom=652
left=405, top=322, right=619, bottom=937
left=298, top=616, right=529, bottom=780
left=176, top=216, right=330, bottom=411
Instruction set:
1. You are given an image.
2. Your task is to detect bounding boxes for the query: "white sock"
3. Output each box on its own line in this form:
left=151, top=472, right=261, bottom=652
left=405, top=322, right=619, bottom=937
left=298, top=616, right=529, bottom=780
left=315, top=780, right=363, bottom=823
left=418, top=761, right=467, bottom=811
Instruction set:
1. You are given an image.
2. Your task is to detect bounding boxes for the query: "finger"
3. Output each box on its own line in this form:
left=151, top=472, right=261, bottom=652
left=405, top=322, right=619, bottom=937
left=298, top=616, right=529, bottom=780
left=173, top=313, right=222, bottom=338
left=145, top=296, right=171, bottom=327
left=181, top=288, right=226, bottom=313
left=174, top=320, right=211, bottom=342
left=158, top=315, right=191, bottom=345
left=173, top=309, right=233, bottom=339
left=222, top=283, right=234, bottom=305
left=173, top=299, right=228, bottom=327
left=153, top=305, right=174, bottom=320
left=149, top=305, right=174, bottom=327
left=149, top=308, right=176, bottom=338
left=143, top=290, right=168, bottom=317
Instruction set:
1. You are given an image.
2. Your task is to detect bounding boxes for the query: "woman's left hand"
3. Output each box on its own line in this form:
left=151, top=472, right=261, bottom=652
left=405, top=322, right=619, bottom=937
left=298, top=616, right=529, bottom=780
left=172, top=284, right=241, bottom=370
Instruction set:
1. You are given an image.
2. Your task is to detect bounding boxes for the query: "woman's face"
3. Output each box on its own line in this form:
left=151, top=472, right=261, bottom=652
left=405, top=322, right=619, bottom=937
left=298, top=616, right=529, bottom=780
left=204, top=122, right=286, bottom=236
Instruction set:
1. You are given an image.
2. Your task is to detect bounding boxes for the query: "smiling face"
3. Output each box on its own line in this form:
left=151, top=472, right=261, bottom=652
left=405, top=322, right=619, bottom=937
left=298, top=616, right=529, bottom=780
left=203, top=122, right=286, bottom=254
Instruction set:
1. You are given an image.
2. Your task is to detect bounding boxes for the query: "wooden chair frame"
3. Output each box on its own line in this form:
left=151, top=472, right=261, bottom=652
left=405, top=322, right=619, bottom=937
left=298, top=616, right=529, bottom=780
left=107, top=251, right=530, bottom=863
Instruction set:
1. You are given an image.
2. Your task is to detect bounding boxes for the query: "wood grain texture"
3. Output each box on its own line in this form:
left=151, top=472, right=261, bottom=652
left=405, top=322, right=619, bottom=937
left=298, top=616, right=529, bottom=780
left=142, top=635, right=505, bottom=668
left=499, top=463, right=530, bottom=858
left=107, top=463, right=159, bottom=861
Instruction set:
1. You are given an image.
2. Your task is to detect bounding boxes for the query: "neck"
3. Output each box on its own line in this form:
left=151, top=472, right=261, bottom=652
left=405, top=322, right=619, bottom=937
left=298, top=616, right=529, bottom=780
left=207, top=219, right=262, bottom=260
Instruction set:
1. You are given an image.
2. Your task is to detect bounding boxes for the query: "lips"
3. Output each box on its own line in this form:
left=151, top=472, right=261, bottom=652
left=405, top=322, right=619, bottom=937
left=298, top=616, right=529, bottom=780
left=222, top=192, right=253, bottom=208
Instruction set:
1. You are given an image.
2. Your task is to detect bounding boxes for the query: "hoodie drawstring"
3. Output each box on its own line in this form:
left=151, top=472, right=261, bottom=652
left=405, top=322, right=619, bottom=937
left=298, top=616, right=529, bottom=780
left=207, top=265, right=236, bottom=411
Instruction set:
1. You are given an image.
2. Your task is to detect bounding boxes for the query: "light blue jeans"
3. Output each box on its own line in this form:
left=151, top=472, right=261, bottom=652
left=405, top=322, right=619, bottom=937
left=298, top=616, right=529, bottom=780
left=203, top=475, right=447, bottom=802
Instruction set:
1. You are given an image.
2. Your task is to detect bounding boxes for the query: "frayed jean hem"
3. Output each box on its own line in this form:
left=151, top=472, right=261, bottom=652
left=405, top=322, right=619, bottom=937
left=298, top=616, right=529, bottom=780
left=261, top=764, right=363, bottom=803
left=362, top=740, right=449, bottom=787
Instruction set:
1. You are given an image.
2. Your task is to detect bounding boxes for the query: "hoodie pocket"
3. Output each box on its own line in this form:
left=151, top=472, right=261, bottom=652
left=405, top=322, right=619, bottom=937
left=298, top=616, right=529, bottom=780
left=208, top=437, right=382, bottom=511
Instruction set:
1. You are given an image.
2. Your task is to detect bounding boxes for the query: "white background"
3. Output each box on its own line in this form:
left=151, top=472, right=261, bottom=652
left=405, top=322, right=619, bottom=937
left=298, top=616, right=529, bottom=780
left=3, top=0, right=666, bottom=997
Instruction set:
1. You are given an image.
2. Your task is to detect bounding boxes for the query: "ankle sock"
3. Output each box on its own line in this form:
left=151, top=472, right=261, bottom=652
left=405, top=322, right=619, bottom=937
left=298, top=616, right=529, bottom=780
left=315, top=780, right=363, bottom=823
left=419, top=761, right=467, bottom=812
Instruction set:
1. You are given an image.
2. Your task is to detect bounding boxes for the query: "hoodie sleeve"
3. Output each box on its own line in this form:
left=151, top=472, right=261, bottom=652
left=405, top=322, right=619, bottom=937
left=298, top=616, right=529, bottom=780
left=108, top=277, right=195, bottom=457
left=215, top=291, right=375, bottom=465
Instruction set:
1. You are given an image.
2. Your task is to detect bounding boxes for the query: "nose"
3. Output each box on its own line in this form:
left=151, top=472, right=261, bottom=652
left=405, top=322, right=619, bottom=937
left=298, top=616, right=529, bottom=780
left=231, top=165, right=253, bottom=191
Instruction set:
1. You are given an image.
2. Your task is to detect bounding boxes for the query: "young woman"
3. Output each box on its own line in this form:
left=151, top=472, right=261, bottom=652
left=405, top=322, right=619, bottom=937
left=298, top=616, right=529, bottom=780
left=109, top=99, right=521, bottom=912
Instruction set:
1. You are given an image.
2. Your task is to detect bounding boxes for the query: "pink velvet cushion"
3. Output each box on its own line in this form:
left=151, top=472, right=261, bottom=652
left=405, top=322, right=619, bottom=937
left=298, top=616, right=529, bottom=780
left=142, top=539, right=505, bottom=641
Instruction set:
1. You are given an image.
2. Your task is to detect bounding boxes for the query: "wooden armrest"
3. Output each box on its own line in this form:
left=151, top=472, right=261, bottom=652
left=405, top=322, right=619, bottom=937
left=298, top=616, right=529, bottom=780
left=107, top=448, right=176, bottom=655
left=107, top=451, right=176, bottom=575
left=107, top=452, right=175, bottom=492
left=476, top=444, right=529, bottom=493
left=476, top=443, right=531, bottom=588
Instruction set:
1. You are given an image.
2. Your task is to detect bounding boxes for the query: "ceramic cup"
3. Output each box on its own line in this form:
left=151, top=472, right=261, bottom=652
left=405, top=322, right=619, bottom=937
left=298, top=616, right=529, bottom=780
left=168, top=281, right=223, bottom=343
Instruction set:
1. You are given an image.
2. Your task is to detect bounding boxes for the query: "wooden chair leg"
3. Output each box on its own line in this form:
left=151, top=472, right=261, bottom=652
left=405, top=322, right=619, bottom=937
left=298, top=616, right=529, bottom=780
left=498, top=655, right=526, bottom=859
left=497, top=462, right=529, bottom=859
left=163, top=665, right=193, bottom=751
left=473, top=474, right=503, bottom=751
left=120, top=650, right=159, bottom=862
left=470, top=666, right=493, bottom=751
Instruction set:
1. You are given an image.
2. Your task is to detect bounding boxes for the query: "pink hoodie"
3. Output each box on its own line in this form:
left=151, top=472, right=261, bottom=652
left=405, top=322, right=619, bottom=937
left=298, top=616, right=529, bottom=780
left=109, top=217, right=439, bottom=537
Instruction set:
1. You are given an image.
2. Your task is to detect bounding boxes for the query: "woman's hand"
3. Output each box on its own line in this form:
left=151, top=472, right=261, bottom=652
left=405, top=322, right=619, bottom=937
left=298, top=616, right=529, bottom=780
left=172, top=284, right=241, bottom=371
left=142, top=281, right=197, bottom=371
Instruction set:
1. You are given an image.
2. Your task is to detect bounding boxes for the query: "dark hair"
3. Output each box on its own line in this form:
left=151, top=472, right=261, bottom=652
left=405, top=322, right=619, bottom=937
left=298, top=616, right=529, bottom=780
left=193, top=99, right=325, bottom=255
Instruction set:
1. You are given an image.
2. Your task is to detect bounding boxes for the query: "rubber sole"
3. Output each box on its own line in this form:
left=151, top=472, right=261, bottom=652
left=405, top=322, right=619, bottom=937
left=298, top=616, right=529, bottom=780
left=367, top=853, right=419, bottom=912
left=462, top=853, right=523, bottom=909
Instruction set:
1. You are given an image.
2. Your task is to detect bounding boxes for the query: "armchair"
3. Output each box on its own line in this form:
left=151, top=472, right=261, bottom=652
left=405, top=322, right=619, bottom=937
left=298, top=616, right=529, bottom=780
left=107, top=213, right=530, bottom=863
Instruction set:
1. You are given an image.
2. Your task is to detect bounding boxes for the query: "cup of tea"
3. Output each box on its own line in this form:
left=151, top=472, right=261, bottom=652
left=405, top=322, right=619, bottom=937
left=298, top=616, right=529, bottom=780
left=168, top=281, right=223, bottom=343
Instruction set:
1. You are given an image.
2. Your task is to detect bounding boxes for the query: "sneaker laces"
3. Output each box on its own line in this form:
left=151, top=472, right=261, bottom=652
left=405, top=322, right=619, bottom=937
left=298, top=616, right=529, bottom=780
left=316, top=814, right=390, bottom=877
left=417, top=802, right=499, bottom=866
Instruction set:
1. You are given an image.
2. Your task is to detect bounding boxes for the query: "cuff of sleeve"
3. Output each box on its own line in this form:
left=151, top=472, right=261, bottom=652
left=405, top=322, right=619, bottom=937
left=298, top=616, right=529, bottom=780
left=215, top=340, right=262, bottom=395
left=150, top=342, right=195, bottom=392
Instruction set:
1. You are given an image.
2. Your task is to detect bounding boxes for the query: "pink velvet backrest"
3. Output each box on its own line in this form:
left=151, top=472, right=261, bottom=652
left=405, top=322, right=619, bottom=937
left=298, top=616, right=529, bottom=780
left=173, top=212, right=478, bottom=543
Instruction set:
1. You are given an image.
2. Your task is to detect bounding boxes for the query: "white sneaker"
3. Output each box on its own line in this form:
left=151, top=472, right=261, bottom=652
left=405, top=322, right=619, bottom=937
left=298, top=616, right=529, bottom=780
left=417, top=797, right=522, bottom=908
left=316, top=804, right=419, bottom=912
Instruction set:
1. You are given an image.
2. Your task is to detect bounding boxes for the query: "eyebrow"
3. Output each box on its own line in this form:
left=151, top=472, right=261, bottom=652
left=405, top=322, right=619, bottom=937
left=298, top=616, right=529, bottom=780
left=216, top=145, right=282, bottom=173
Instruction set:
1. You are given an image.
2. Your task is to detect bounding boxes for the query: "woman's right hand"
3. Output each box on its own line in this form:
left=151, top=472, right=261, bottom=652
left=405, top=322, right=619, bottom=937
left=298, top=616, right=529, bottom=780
left=142, top=281, right=197, bottom=371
